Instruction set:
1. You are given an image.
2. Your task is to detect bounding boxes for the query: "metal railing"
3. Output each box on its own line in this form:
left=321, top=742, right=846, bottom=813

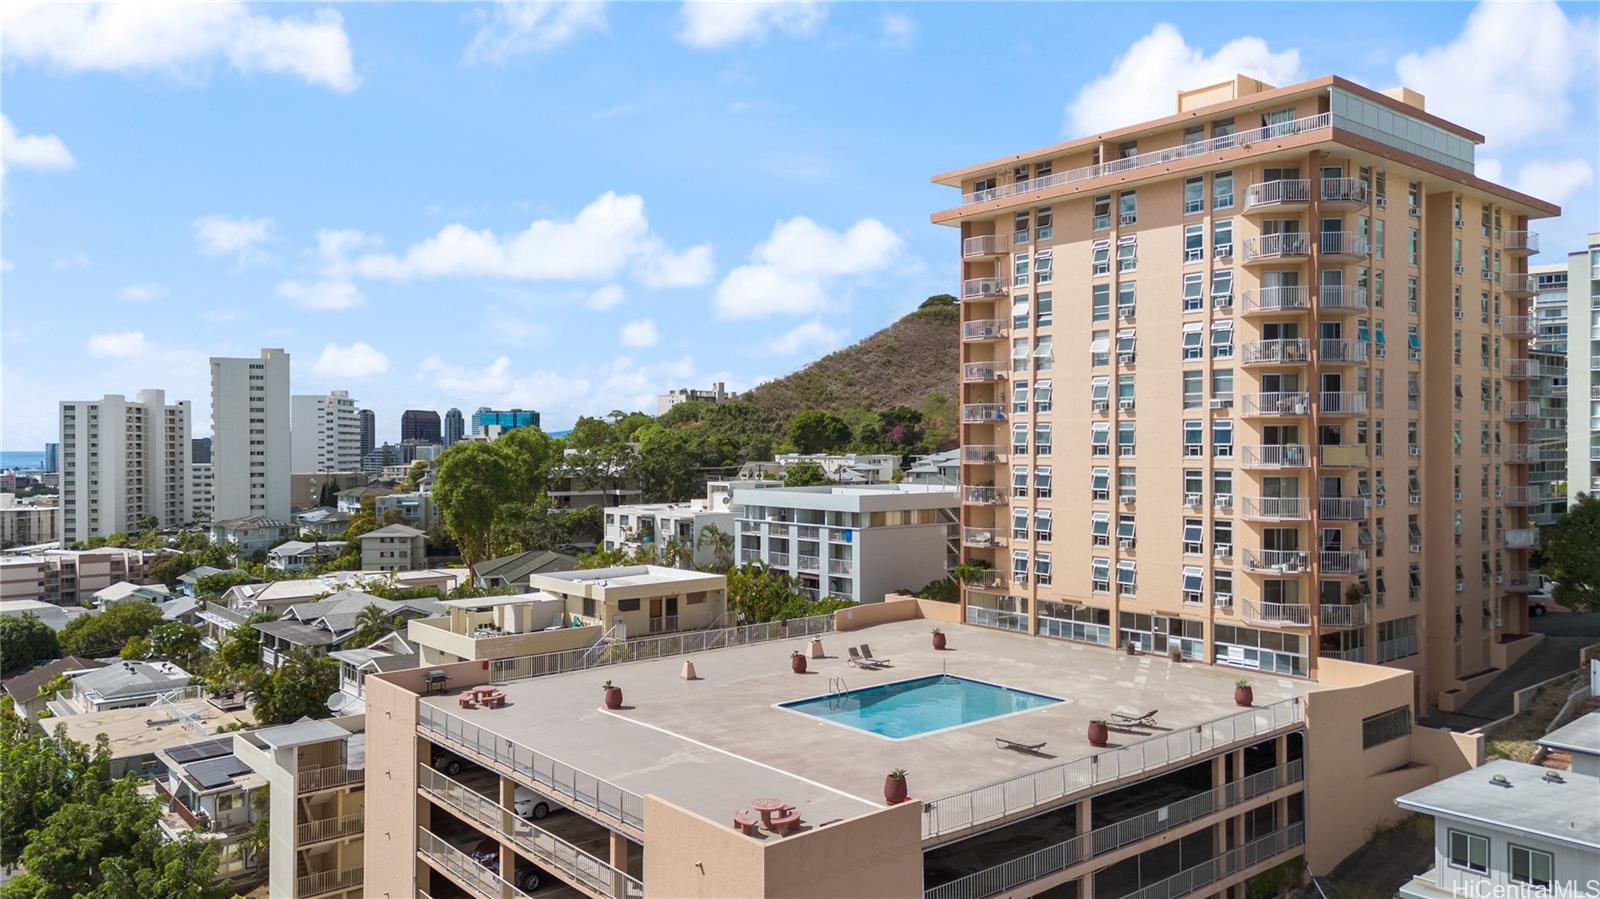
left=963, top=234, right=1010, bottom=257
left=1240, top=497, right=1310, bottom=520
left=1504, top=273, right=1537, bottom=293
left=1242, top=600, right=1312, bottom=626
left=797, top=554, right=820, bottom=572
left=296, top=866, right=365, bottom=898
left=962, top=403, right=1007, bottom=423
left=1242, top=339, right=1309, bottom=365
left=1319, top=550, right=1366, bottom=575
left=769, top=551, right=791, bottom=567
left=297, top=811, right=364, bottom=845
left=963, top=319, right=1005, bottom=340
left=1318, top=232, right=1369, bottom=257
left=1118, top=823, right=1305, bottom=899
left=962, top=486, right=1006, bottom=505
left=963, top=279, right=1007, bottom=299
left=1505, top=359, right=1547, bottom=379
left=1319, top=339, right=1368, bottom=364
left=298, top=763, right=364, bottom=794
left=1239, top=285, right=1308, bottom=314
left=1505, top=402, right=1542, bottom=421
left=1319, top=603, right=1367, bottom=627
left=962, top=445, right=1003, bottom=464
left=417, top=827, right=529, bottom=899
left=1242, top=392, right=1309, bottom=417
left=1502, top=316, right=1535, bottom=337
left=1504, top=231, right=1538, bottom=253
left=963, top=362, right=1003, bottom=382
left=1319, top=177, right=1368, bottom=204
left=1240, top=549, right=1309, bottom=573
left=419, top=765, right=644, bottom=899
left=1317, top=285, right=1367, bottom=312
left=1241, top=445, right=1308, bottom=468
left=1318, top=497, right=1368, bottom=520
left=920, top=698, right=1303, bottom=839
left=1244, top=179, right=1310, bottom=209
left=1502, top=485, right=1547, bottom=506
left=963, top=528, right=1000, bottom=547
left=924, top=761, right=1304, bottom=899
left=828, top=558, right=853, bottom=575
left=1319, top=391, right=1367, bottom=415
left=1242, top=233, right=1311, bottom=262
left=959, top=112, right=1333, bottom=206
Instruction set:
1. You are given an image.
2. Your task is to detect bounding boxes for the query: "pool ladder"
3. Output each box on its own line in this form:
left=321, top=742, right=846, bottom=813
left=827, top=676, right=849, bottom=711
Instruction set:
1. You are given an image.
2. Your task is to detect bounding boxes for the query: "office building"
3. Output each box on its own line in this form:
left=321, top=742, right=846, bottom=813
left=211, top=349, right=290, bottom=521
left=400, top=409, right=441, bottom=444
left=0, top=493, right=60, bottom=547
left=192, top=436, right=212, bottom=465
left=1564, top=234, right=1600, bottom=503
left=941, top=74, right=1556, bottom=710
left=291, top=389, right=362, bottom=474
left=443, top=407, right=464, bottom=445
left=58, top=389, right=192, bottom=543
left=357, top=408, right=375, bottom=457
left=656, top=382, right=736, bottom=416
left=42, top=442, right=58, bottom=473
left=1527, top=263, right=1570, bottom=525
left=470, top=407, right=540, bottom=438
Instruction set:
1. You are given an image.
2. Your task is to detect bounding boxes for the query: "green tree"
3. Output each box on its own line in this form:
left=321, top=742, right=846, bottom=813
left=248, top=649, right=338, bottom=726
left=348, top=603, right=393, bottom=648
left=203, top=612, right=274, bottom=693
left=0, top=720, right=112, bottom=865
left=919, top=293, right=957, bottom=309
left=725, top=563, right=857, bottom=624
left=0, top=614, right=60, bottom=672
left=1541, top=493, right=1600, bottom=613
left=194, top=571, right=253, bottom=599
left=658, top=536, right=694, bottom=569
left=576, top=545, right=652, bottom=569
left=496, top=426, right=559, bottom=497
left=633, top=423, right=700, bottom=502
left=59, top=603, right=165, bottom=658
left=696, top=524, right=735, bottom=571
left=402, top=460, right=428, bottom=491
left=918, top=391, right=956, bottom=450
left=432, top=441, right=515, bottom=573
left=788, top=410, right=852, bottom=454
left=874, top=405, right=925, bottom=450
left=783, top=459, right=831, bottom=487
left=144, top=621, right=206, bottom=671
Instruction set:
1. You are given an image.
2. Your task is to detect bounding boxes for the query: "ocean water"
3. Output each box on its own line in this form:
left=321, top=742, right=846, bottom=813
left=0, top=452, right=46, bottom=470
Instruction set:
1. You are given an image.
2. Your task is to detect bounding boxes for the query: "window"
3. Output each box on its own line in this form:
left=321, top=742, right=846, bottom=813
left=1012, top=550, right=1030, bottom=582
left=1091, top=558, right=1110, bottom=592
left=1012, top=423, right=1029, bottom=455
left=1183, top=371, right=1204, bottom=408
left=1012, top=380, right=1029, bottom=414
left=1034, top=508, right=1053, bottom=542
left=1091, top=512, right=1110, bottom=546
left=619, top=598, right=641, bottom=612
left=1375, top=219, right=1385, bottom=260
left=1212, top=368, right=1234, bottom=401
left=1408, top=228, right=1419, bottom=265
left=1182, top=323, right=1205, bottom=360
left=1036, top=291, right=1053, bottom=328
left=1090, top=376, right=1111, bottom=409
left=1118, top=190, right=1137, bottom=225
left=1117, top=514, right=1136, bottom=546
left=1509, top=846, right=1553, bottom=888
left=1035, top=206, right=1053, bottom=241
left=1117, top=235, right=1138, bottom=272
left=1182, top=519, right=1203, bottom=554
left=1035, top=466, right=1053, bottom=498
left=1034, top=379, right=1053, bottom=414
left=1213, top=218, right=1233, bottom=258
left=1012, top=252, right=1030, bottom=288
left=1117, top=421, right=1136, bottom=457
left=1090, top=467, right=1110, bottom=502
left=1012, top=296, right=1030, bottom=331
left=1213, top=171, right=1234, bottom=208
left=1014, top=211, right=1030, bottom=245
left=1012, top=338, right=1029, bottom=373
left=1034, top=552, right=1053, bottom=585
left=1448, top=831, right=1489, bottom=874
left=1034, top=248, right=1053, bottom=284
left=1184, top=177, right=1204, bottom=214
left=1211, top=320, right=1234, bottom=357
left=1117, top=282, right=1136, bottom=319
left=1212, top=270, right=1234, bottom=307
left=1182, top=566, right=1204, bottom=603
left=1184, top=223, right=1204, bottom=262
left=1091, top=422, right=1110, bottom=456
left=1183, top=273, right=1204, bottom=312
left=1116, top=559, right=1137, bottom=596
left=1213, top=419, right=1234, bottom=457
left=1091, top=239, right=1111, bottom=276
left=1361, top=706, right=1411, bottom=748
left=1092, top=195, right=1111, bottom=231
left=1116, top=328, right=1136, bottom=362
left=1184, top=420, right=1204, bottom=456
left=1034, top=335, right=1053, bottom=370
left=1184, top=469, right=1204, bottom=500
left=1012, top=507, right=1029, bottom=540
left=1034, top=423, right=1052, bottom=455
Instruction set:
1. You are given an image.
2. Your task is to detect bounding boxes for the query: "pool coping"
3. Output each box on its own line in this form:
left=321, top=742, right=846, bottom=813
left=771, top=672, right=1069, bottom=742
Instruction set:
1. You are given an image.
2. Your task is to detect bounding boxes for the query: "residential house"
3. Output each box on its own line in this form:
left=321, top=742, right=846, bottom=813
left=294, top=506, right=352, bottom=537
left=904, top=449, right=961, bottom=486
left=0, top=598, right=88, bottom=632
left=176, top=565, right=247, bottom=597
left=267, top=540, right=346, bottom=573
left=149, top=737, right=267, bottom=885
left=526, top=565, right=727, bottom=638
left=408, top=592, right=600, bottom=668
left=254, top=589, right=444, bottom=669
left=471, top=549, right=577, bottom=590
left=210, top=516, right=297, bottom=558
left=325, top=631, right=417, bottom=715
left=1, top=655, right=105, bottom=722
left=93, top=579, right=172, bottom=609
left=357, top=523, right=427, bottom=572
left=1538, top=711, right=1600, bottom=778
left=55, top=659, right=194, bottom=714
left=772, top=452, right=902, bottom=484
left=335, top=486, right=390, bottom=514
left=58, top=694, right=253, bottom=779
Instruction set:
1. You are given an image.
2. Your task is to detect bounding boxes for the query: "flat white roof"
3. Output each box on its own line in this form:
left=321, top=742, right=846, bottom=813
left=1538, top=711, right=1600, bottom=757
left=440, top=591, right=564, bottom=610
left=1397, top=759, right=1600, bottom=851
left=533, top=565, right=717, bottom=588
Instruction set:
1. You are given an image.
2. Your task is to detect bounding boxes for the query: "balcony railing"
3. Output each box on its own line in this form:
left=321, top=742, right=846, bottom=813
left=1242, top=339, right=1309, bottom=365
left=1504, top=273, right=1537, bottom=294
left=1241, top=496, right=1310, bottom=520
left=1243, top=179, right=1310, bottom=209
left=1502, top=485, right=1547, bottom=506
left=1502, top=316, right=1535, bottom=337
left=1242, top=600, right=1312, bottom=626
left=1319, top=549, right=1366, bottom=575
left=958, top=112, right=1332, bottom=206
left=1241, top=445, right=1308, bottom=468
left=1319, top=177, right=1369, bottom=204
left=1318, top=445, right=1367, bottom=467
left=1119, top=824, right=1306, bottom=899
left=1242, top=392, right=1309, bottom=417
left=297, top=811, right=364, bottom=845
left=962, top=486, right=1006, bottom=505
left=962, top=403, right=1007, bottom=423
left=1505, top=359, right=1546, bottom=379
left=1317, top=285, right=1367, bottom=312
left=1240, top=549, right=1309, bottom=573
left=769, top=551, right=791, bottom=567
left=1319, top=391, right=1367, bottom=416
left=962, top=234, right=1010, bottom=257
left=298, top=763, right=363, bottom=794
left=296, top=866, right=365, bottom=899
left=962, top=319, right=1005, bottom=340
left=1504, top=528, right=1540, bottom=548
left=1503, top=570, right=1539, bottom=592
left=1320, top=602, right=1368, bottom=627
left=1504, top=231, right=1539, bottom=253
left=418, top=828, right=528, bottom=899
left=1319, top=339, right=1368, bottom=364
left=962, top=445, right=1003, bottom=464
left=1505, top=444, right=1552, bottom=464
left=1242, top=233, right=1310, bottom=263
left=1319, top=497, right=1368, bottom=520
left=963, top=528, right=1000, bottom=548
left=1505, top=401, right=1541, bottom=422
left=797, top=554, right=820, bottom=572
left=828, top=558, right=853, bottom=575
left=963, top=362, right=1003, bottom=382
left=1239, top=285, right=1308, bottom=315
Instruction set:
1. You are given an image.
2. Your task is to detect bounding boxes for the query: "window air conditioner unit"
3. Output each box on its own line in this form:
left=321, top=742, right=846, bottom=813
left=1454, top=309, right=1464, bottom=320
left=1209, top=398, right=1231, bottom=409
left=1184, top=493, right=1202, bottom=506
left=1120, top=494, right=1137, bottom=506
left=1214, top=296, right=1232, bottom=309
left=1409, top=494, right=1421, bottom=504
left=1119, top=213, right=1137, bottom=225
left=1118, top=353, right=1136, bottom=364
left=1454, top=263, right=1465, bottom=275
left=1455, top=583, right=1465, bottom=593
left=1215, top=495, right=1233, bottom=510
left=1215, top=593, right=1233, bottom=608
left=1215, top=446, right=1234, bottom=458
left=1119, top=398, right=1136, bottom=411
left=1455, top=491, right=1463, bottom=501
left=1409, top=446, right=1422, bottom=457
left=1119, top=307, right=1136, bottom=320
left=1119, top=538, right=1135, bottom=550
left=1215, top=245, right=1233, bottom=259
left=1495, top=574, right=1503, bottom=584
left=1410, top=543, right=1423, bottom=553
left=1454, top=218, right=1465, bottom=229
left=1215, top=545, right=1232, bottom=559
left=1376, top=496, right=1387, bottom=507
left=1185, top=445, right=1204, bottom=457
left=1092, top=399, right=1109, bottom=412
left=1376, top=196, right=1388, bottom=209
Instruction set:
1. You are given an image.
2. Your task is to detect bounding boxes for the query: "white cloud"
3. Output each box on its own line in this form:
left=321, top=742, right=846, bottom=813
left=419, top=355, right=515, bottom=395
left=1065, top=24, right=1302, bottom=134
left=118, top=283, right=166, bottom=302
left=86, top=331, right=146, bottom=358
left=586, top=284, right=625, bottom=310
left=53, top=251, right=91, bottom=269
left=880, top=13, right=914, bottom=50
left=636, top=242, right=714, bottom=288
left=353, top=191, right=705, bottom=285
left=193, top=214, right=274, bottom=264
left=313, top=227, right=381, bottom=279
left=767, top=319, right=847, bottom=356
left=418, top=352, right=716, bottom=427
left=276, top=279, right=365, bottom=310
left=1, top=114, right=75, bottom=195
left=1513, top=158, right=1596, bottom=207
left=713, top=217, right=901, bottom=319
left=465, top=1, right=607, bottom=63
left=312, top=342, right=389, bottom=379
left=677, top=1, right=826, bottom=48
left=1395, top=0, right=1598, bottom=151
left=1476, top=158, right=1504, bottom=184
left=618, top=319, right=660, bottom=348
left=1, top=1, right=358, bottom=91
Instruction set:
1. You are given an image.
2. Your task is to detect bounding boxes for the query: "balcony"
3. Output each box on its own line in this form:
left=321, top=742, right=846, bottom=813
left=1319, top=177, right=1369, bottom=206
left=1319, top=497, right=1368, bottom=520
left=297, top=867, right=365, bottom=899
left=1318, top=231, right=1369, bottom=259
left=1503, top=570, right=1539, bottom=592
left=962, top=319, right=1006, bottom=341
left=297, top=812, right=364, bottom=846
left=1320, top=602, right=1368, bottom=627
left=1242, top=338, right=1310, bottom=366
left=1502, top=485, right=1547, bottom=507
left=962, top=486, right=1006, bottom=506
left=1503, top=273, right=1537, bottom=297
left=828, top=558, right=853, bottom=575
left=1504, top=528, right=1540, bottom=549
left=1317, top=285, right=1367, bottom=313
left=962, top=445, right=1004, bottom=464
left=1239, top=285, right=1309, bottom=316
left=1505, top=444, right=1560, bottom=464
left=962, top=362, right=1004, bottom=382
left=1505, top=401, right=1542, bottom=422
left=1242, top=392, right=1310, bottom=417
left=1243, top=179, right=1310, bottom=211
left=1242, top=233, right=1311, bottom=264
left=962, top=279, right=1007, bottom=300
left=797, top=554, right=820, bottom=572
left=962, top=234, right=1010, bottom=258
left=1318, top=444, right=1367, bottom=467
left=1241, top=444, right=1309, bottom=469
left=962, top=528, right=1000, bottom=548
left=1319, top=391, right=1368, bottom=416
left=1502, top=316, right=1535, bottom=337
left=1241, top=496, right=1310, bottom=520
left=298, top=763, right=363, bottom=794
left=1504, top=231, right=1539, bottom=255
left=1504, top=359, right=1547, bottom=379
left=962, top=403, right=1006, bottom=424
left=1319, top=339, right=1368, bottom=364
left=1319, top=549, right=1366, bottom=575
left=1241, top=549, right=1309, bottom=574
left=1242, top=600, right=1312, bottom=626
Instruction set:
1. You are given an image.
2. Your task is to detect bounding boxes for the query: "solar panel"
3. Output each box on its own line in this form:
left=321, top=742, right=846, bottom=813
left=166, top=738, right=234, bottom=765
left=186, top=756, right=251, bottom=791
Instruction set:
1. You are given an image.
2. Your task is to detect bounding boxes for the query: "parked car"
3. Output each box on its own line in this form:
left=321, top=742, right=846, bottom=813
left=515, top=785, right=561, bottom=820
left=472, top=838, right=545, bottom=891
left=431, top=746, right=464, bottom=776
left=1529, top=599, right=1547, bottom=617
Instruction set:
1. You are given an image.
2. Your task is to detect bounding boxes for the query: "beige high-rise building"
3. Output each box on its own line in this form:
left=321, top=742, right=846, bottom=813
left=941, top=75, right=1557, bottom=710
left=58, top=389, right=192, bottom=543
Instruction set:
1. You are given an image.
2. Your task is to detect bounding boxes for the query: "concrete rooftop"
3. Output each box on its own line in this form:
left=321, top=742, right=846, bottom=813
left=422, top=618, right=1315, bottom=829
left=1397, top=758, right=1600, bottom=850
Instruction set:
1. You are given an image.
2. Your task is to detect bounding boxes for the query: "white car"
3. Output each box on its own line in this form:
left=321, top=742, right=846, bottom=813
left=515, top=786, right=560, bottom=820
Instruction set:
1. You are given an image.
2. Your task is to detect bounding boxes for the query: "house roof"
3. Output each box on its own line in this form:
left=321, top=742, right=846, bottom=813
left=73, top=660, right=191, bottom=700
left=1538, top=711, right=1600, bottom=758
left=248, top=717, right=349, bottom=750
left=474, top=549, right=577, bottom=584
left=94, top=581, right=171, bottom=603
left=159, top=596, right=199, bottom=621
left=212, top=516, right=294, bottom=530
left=253, top=619, right=337, bottom=647
left=177, top=565, right=243, bottom=585
left=360, top=523, right=426, bottom=539
left=1, top=656, right=106, bottom=703
left=279, top=589, right=444, bottom=636
left=336, top=486, right=391, bottom=499
left=0, top=599, right=87, bottom=632
left=270, top=540, right=346, bottom=558
left=1396, top=758, right=1600, bottom=851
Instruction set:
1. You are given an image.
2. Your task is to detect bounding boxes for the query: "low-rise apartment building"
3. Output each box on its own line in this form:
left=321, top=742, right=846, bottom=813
left=267, top=540, right=345, bottom=572
left=0, top=493, right=59, bottom=548
left=357, top=523, right=427, bottom=571
left=772, top=452, right=902, bottom=483
left=1538, top=710, right=1600, bottom=778
left=373, top=490, right=436, bottom=529
left=0, top=547, right=155, bottom=605
left=604, top=498, right=732, bottom=567
left=211, top=516, right=297, bottom=558
left=235, top=717, right=366, bottom=899
left=526, top=565, right=727, bottom=638
left=656, top=382, right=736, bottom=416
left=149, top=737, right=267, bottom=886
left=733, top=484, right=959, bottom=603
left=57, top=693, right=253, bottom=779
left=471, top=549, right=577, bottom=589
left=408, top=592, right=602, bottom=667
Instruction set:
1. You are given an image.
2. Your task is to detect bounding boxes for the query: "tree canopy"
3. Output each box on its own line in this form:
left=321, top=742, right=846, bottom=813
left=0, top=615, right=60, bottom=673
left=783, top=459, right=831, bottom=487
left=725, top=563, right=855, bottom=624
left=58, top=603, right=165, bottom=658
left=788, top=410, right=853, bottom=455
left=248, top=649, right=338, bottom=726
left=1541, top=493, right=1600, bottom=613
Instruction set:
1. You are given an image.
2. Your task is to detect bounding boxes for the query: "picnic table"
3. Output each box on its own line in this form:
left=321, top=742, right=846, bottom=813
left=750, top=798, right=787, bottom=828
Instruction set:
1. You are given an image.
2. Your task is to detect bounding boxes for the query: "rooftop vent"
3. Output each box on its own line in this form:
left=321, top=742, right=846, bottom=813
left=1542, top=771, right=1565, bottom=784
left=1489, top=774, right=1513, bottom=788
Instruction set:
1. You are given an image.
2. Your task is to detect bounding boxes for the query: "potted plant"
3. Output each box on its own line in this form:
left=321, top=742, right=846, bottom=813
left=602, top=680, right=623, bottom=710
left=1234, top=679, right=1254, bottom=708
left=1125, top=641, right=1138, bottom=656
left=1087, top=719, right=1109, bottom=747
left=884, top=768, right=908, bottom=804
left=790, top=650, right=808, bottom=674
left=931, top=627, right=947, bottom=651
left=1168, top=645, right=1183, bottom=662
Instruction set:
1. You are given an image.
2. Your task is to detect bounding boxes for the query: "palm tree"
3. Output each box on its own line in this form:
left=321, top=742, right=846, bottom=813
left=697, top=524, right=735, bottom=571
left=350, top=603, right=393, bottom=647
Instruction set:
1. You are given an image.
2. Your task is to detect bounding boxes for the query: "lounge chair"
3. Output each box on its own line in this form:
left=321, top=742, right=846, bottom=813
left=995, top=737, right=1047, bottom=754
left=847, top=647, right=881, bottom=669
left=1108, top=709, right=1158, bottom=728
left=859, top=644, right=891, bottom=666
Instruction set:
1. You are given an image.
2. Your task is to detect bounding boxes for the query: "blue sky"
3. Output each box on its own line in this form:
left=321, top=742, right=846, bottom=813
left=3, top=0, right=1596, bottom=448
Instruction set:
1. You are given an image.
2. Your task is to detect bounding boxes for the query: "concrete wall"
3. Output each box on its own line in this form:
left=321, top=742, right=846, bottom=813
left=408, top=615, right=601, bottom=665
left=1426, top=811, right=1600, bottom=898
left=363, top=675, right=421, bottom=899
left=858, top=523, right=952, bottom=604
left=835, top=594, right=961, bottom=631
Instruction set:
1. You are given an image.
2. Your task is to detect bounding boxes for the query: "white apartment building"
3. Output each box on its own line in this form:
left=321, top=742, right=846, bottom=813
left=190, top=463, right=214, bottom=524
left=1528, top=262, right=1570, bottom=525
left=604, top=480, right=788, bottom=566
left=1396, top=758, right=1599, bottom=899
left=290, top=389, right=362, bottom=474
left=732, top=484, right=959, bottom=603
left=0, top=493, right=59, bottom=548
left=1566, top=233, right=1600, bottom=502
left=656, top=381, right=736, bottom=416
left=771, top=452, right=902, bottom=484
left=211, top=348, right=290, bottom=522
left=58, top=389, right=192, bottom=543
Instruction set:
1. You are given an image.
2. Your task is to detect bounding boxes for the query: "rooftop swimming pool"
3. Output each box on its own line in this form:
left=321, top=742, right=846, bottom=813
left=779, top=674, right=1063, bottom=739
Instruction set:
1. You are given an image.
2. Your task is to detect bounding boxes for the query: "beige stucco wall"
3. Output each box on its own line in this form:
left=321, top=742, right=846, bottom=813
left=409, top=615, right=602, bottom=664
left=835, top=594, right=962, bottom=631
left=362, top=675, right=421, bottom=899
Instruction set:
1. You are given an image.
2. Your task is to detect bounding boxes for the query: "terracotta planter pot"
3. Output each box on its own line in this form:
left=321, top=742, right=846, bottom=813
left=791, top=654, right=807, bottom=674
left=1087, top=721, right=1109, bottom=747
left=932, top=632, right=947, bottom=651
left=883, top=775, right=908, bottom=805
left=1234, top=685, right=1254, bottom=708
left=603, top=686, right=623, bottom=710
left=1125, top=642, right=1137, bottom=656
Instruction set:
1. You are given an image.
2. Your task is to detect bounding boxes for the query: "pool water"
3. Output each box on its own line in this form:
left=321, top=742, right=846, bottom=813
left=780, top=675, right=1062, bottom=739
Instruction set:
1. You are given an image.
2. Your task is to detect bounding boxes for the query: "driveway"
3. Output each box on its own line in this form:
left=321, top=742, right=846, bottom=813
left=1422, top=611, right=1600, bottom=730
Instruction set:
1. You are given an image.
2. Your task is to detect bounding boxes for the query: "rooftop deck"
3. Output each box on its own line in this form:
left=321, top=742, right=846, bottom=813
left=419, top=618, right=1316, bottom=840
